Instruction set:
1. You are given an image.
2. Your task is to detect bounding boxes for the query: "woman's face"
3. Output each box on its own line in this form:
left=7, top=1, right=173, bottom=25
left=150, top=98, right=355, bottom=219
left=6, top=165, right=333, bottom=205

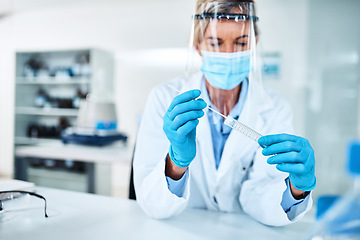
left=198, top=19, right=253, bottom=53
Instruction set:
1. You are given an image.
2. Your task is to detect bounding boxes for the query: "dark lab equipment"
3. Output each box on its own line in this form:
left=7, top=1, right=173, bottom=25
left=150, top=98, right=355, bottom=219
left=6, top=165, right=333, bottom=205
left=34, top=88, right=49, bottom=108
left=27, top=117, right=71, bottom=139
left=24, top=55, right=48, bottom=77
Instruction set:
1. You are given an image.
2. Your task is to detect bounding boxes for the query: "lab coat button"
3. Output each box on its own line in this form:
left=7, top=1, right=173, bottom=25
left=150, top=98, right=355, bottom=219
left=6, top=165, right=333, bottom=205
left=242, top=167, right=246, bottom=171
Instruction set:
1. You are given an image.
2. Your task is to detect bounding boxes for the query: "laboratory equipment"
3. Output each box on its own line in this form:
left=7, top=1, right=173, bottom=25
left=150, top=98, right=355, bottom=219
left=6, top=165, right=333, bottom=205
left=61, top=93, right=127, bottom=146
left=76, top=94, right=117, bottom=130
left=168, top=84, right=263, bottom=143
left=224, top=115, right=262, bottom=142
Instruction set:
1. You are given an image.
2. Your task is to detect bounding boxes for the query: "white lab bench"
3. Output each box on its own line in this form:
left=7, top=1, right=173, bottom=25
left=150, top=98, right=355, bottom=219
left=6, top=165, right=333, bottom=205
left=14, top=142, right=133, bottom=195
left=0, top=187, right=315, bottom=240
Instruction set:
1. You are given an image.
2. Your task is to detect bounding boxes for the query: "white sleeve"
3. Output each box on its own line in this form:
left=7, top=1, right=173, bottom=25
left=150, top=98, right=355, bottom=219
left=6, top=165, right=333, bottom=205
left=239, top=97, right=312, bottom=226
left=282, top=178, right=313, bottom=222
left=133, top=87, right=190, bottom=219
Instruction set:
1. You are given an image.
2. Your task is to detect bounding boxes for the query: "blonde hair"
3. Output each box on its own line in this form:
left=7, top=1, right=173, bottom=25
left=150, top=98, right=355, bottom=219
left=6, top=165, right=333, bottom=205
left=193, top=0, right=258, bottom=46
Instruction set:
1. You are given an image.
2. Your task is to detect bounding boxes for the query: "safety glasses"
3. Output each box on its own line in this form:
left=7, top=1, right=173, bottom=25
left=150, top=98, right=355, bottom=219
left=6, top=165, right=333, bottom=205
left=0, top=190, right=48, bottom=218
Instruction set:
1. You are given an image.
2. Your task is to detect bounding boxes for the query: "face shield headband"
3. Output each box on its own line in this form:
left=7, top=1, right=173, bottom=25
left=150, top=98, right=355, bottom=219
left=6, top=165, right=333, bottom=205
left=193, top=13, right=259, bottom=22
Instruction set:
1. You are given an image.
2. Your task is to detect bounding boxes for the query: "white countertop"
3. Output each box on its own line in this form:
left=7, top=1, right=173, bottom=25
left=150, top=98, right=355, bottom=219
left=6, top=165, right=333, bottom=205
left=0, top=187, right=316, bottom=240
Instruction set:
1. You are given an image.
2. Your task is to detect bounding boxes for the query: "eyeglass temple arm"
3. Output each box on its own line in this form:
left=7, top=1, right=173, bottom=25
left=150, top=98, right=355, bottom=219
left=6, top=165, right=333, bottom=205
left=0, top=190, right=48, bottom=218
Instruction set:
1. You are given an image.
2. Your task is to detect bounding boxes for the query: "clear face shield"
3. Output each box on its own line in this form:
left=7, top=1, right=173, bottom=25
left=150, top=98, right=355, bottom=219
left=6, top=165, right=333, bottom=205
left=188, top=1, right=262, bottom=116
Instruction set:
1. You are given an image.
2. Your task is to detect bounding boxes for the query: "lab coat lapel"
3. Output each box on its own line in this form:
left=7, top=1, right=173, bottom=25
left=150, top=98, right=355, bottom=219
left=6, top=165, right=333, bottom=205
left=197, top=109, right=217, bottom=188
left=182, top=73, right=218, bottom=190
left=216, top=80, right=273, bottom=181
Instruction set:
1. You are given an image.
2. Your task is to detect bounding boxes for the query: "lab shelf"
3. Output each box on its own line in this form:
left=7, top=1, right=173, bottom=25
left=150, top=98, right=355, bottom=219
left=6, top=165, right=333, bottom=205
left=14, top=48, right=114, bottom=146
left=15, top=137, right=61, bottom=145
left=15, top=107, right=79, bottom=116
left=16, top=77, right=90, bottom=85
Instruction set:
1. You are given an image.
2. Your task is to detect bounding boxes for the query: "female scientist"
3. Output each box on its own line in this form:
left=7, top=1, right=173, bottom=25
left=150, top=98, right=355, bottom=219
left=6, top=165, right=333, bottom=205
left=133, top=0, right=316, bottom=226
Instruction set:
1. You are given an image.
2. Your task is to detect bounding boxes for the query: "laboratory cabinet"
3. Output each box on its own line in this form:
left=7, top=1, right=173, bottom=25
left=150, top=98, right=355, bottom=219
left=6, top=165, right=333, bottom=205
left=14, top=48, right=114, bottom=145
left=13, top=48, right=114, bottom=195
left=14, top=156, right=112, bottom=195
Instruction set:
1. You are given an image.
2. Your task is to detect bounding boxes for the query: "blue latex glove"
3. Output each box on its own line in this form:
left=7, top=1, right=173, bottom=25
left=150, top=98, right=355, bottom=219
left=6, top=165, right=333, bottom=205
left=163, top=89, right=207, bottom=168
left=258, top=134, right=316, bottom=192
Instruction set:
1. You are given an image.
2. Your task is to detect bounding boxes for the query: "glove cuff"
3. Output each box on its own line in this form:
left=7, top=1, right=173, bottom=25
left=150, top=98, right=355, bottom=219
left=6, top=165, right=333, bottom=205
left=169, top=146, right=190, bottom=168
left=293, top=177, right=316, bottom=192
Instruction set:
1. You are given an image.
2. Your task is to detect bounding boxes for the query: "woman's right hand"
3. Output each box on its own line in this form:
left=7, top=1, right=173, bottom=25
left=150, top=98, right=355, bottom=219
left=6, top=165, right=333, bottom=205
left=163, top=89, right=207, bottom=168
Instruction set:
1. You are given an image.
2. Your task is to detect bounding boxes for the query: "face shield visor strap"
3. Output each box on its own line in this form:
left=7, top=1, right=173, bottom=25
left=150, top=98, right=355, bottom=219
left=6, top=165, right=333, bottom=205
left=193, top=13, right=259, bottom=22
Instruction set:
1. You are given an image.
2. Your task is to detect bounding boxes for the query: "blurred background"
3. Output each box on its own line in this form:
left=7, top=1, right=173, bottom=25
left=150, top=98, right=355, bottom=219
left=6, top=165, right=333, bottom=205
left=0, top=0, right=359, bottom=202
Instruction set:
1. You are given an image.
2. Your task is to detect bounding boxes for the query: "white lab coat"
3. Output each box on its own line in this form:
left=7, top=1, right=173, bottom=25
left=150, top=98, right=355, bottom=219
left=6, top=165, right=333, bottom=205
left=133, top=72, right=312, bottom=226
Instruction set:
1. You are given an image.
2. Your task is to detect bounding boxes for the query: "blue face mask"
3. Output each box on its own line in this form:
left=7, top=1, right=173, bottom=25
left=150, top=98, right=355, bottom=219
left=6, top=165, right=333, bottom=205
left=200, top=50, right=252, bottom=90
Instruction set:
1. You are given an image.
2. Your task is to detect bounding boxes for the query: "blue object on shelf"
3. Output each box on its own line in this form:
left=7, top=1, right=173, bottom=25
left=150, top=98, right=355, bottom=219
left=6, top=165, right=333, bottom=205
left=348, top=140, right=360, bottom=176
left=95, top=121, right=117, bottom=130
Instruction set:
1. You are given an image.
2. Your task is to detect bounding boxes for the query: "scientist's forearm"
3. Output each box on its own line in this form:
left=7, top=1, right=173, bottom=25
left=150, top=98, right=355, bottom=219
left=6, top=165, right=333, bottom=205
left=165, top=154, right=187, bottom=180
left=289, top=179, right=306, bottom=200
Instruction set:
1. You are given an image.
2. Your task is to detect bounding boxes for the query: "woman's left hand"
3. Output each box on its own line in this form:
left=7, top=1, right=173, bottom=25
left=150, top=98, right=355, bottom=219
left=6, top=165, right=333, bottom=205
left=258, top=134, right=316, bottom=192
